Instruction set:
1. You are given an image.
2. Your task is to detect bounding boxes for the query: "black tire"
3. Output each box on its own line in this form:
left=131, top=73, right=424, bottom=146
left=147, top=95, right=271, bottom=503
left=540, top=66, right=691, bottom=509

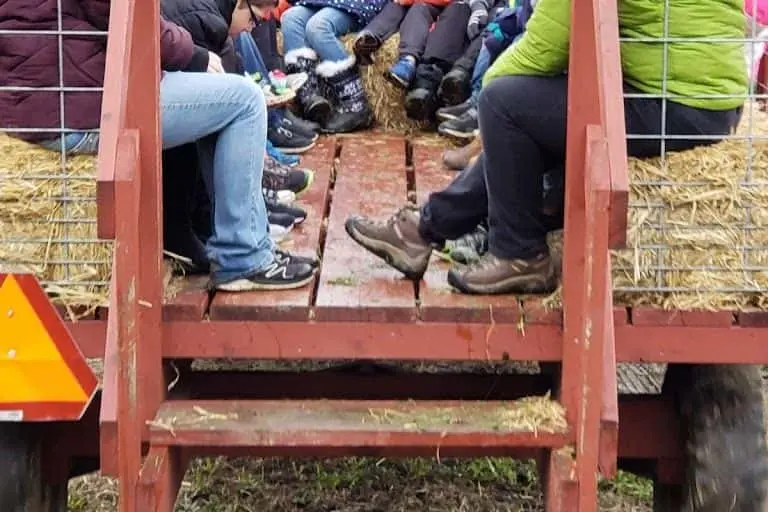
left=662, top=364, right=768, bottom=512
left=653, top=481, right=684, bottom=511
left=0, top=423, right=68, bottom=512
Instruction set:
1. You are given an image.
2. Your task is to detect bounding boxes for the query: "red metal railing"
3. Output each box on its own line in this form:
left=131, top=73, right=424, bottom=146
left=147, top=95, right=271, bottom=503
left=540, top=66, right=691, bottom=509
left=96, top=0, right=164, bottom=509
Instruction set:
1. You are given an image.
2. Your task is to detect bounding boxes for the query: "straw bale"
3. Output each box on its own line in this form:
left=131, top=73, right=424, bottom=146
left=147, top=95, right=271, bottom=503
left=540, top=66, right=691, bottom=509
left=341, top=34, right=429, bottom=134
left=543, top=104, right=768, bottom=311
left=0, top=133, right=111, bottom=315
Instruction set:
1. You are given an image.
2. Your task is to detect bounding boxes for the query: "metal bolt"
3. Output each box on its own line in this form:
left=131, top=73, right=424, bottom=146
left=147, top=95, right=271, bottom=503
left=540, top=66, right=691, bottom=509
left=6, top=308, right=12, bottom=318
left=7, top=349, right=16, bottom=359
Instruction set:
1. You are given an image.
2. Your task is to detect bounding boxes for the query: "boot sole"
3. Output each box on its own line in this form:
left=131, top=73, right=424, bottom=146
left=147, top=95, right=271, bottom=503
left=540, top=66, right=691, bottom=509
left=320, top=112, right=374, bottom=134
left=293, top=170, right=315, bottom=197
left=345, top=219, right=428, bottom=281
left=446, top=266, right=557, bottom=295
left=437, top=125, right=477, bottom=140
left=436, top=111, right=461, bottom=123
left=274, top=139, right=316, bottom=155
left=305, top=100, right=333, bottom=126
left=216, top=270, right=316, bottom=292
left=384, top=70, right=410, bottom=90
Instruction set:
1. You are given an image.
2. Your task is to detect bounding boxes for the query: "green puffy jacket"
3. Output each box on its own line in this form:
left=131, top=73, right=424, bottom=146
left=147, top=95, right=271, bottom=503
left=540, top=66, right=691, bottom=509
left=483, top=0, right=748, bottom=111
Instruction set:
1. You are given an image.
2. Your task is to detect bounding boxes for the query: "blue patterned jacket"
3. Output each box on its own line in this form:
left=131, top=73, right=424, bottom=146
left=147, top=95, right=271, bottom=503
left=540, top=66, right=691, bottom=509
left=293, top=0, right=390, bottom=25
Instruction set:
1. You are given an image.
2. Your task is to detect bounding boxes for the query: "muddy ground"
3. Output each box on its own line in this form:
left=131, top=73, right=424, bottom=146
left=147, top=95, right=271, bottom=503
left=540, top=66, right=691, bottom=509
left=68, top=457, right=652, bottom=511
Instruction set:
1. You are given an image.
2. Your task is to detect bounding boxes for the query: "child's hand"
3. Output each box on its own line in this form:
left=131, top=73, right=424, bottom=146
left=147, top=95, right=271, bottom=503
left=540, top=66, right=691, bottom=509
left=467, top=7, right=489, bottom=39
left=207, top=52, right=224, bottom=74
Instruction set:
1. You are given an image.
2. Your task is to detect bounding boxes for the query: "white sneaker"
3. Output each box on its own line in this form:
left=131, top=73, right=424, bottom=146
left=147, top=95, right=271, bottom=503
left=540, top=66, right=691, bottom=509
left=269, top=223, right=293, bottom=243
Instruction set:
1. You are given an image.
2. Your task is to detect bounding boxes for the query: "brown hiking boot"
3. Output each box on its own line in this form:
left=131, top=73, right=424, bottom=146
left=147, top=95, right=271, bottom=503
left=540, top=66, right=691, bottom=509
left=447, top=252, right=557, bottom=295
left=443, top=136, right=482, bottom=171
left=345, top=206, right=432, bottom=281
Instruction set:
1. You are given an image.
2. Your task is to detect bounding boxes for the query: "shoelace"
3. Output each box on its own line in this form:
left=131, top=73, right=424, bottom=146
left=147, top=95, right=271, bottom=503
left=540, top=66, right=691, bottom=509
left=455, top=227, right=488, bottom=252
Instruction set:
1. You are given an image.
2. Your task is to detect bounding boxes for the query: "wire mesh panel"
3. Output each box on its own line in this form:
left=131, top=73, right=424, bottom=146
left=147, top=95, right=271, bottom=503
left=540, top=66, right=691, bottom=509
left=611, top=0, right=768, bottom=311
left=0, top=2, right=110, bottom=317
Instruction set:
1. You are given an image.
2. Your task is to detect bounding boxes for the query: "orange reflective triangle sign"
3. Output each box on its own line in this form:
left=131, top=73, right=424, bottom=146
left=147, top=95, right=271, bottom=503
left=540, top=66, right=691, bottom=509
left=0, top=274, right=98, bottom=421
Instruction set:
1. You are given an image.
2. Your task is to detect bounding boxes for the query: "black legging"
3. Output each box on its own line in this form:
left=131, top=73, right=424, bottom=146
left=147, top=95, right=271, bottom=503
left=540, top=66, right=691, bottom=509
left=418, top=75, right=742, bottom=260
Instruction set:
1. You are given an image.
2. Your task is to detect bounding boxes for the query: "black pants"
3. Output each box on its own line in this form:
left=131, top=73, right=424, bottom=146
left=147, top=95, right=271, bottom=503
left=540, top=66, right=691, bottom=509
left=450, top=0, right=508, bottom=75
left=251, top=19, right=282, bottom=71
left=365, top=2, right=468, bottom=63
left=418, top=75, right=742, bottom=260
left=451, top=33, right=484, bottom=74
left=162, top=145, right=210, bottom=267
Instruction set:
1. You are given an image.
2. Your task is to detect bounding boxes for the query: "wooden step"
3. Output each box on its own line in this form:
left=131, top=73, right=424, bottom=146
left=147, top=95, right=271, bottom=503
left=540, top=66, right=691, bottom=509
left=148, top=398, right=570, bottom=457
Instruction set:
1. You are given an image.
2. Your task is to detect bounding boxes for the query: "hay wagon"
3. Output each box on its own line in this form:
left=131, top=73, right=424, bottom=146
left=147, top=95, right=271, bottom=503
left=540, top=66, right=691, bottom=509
left=2, top=0, right=767, bottom=510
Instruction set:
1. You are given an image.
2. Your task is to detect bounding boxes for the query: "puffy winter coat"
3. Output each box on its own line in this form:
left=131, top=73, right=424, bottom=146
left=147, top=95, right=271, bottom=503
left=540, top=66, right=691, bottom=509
left=484, top=0, right=748, bottom=111
left=0, top=0, right=209, bottom=141
left=161, top=0, right=244, bottom=73
left=290, top=0, right=389, bottom=25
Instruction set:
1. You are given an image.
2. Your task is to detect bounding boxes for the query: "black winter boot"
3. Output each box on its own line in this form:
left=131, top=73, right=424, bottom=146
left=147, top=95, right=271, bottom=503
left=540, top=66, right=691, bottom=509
left=320, top=66, right=373, bottom=134
left=405, top=63, right=444, bottom=121
left=285, top=49, right=332, bottom=126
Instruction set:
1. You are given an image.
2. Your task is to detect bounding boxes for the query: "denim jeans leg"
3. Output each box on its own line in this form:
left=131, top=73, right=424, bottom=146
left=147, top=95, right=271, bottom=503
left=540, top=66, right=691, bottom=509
left=305, top=7, right=359, bottom=62
left=281, top=6, right=317, bottom=53
left=38, top=132, right=100, bottom=155
left=235, top=32, right=271, bottom=77
left=160, top=71, right=273, bottom=283
left=469, top=44, right=491, bottom=106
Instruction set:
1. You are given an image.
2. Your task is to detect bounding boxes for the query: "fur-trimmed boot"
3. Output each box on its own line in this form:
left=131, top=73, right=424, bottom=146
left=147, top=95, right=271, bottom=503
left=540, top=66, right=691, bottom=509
left=284, top=48, right=332, bottom=126
left=317, top=57, right=373, bottom=134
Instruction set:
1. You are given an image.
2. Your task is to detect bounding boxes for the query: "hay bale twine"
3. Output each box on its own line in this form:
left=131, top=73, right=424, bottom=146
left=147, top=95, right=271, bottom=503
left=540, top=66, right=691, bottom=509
left=342, top=34, right=429, bottom=134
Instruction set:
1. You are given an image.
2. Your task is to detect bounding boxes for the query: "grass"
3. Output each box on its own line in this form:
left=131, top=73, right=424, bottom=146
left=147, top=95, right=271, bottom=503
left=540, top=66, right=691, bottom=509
left=68, top=457, right=652, bottom=511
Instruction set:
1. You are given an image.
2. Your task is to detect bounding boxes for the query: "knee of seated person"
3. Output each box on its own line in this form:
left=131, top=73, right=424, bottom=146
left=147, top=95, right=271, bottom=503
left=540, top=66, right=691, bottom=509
left=305, top=13, right=335, bottom=41
left=408, top=3, right=432, bottom=16
left=280, top=6, right=305, bottom=29
left=222, top=73, right=266, bottom=114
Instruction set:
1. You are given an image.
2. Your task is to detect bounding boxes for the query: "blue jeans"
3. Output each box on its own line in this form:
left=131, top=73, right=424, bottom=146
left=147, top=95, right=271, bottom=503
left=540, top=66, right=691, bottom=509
left=235, top=33, right=282, bottom=128
left=161, top=71, right=273, bottom=283
left=469, top=44, right=491, bottom=106
left=38, top=132, right=100, bottom=154
left=234, top=33, right=300, bottom=166
left=281, top=6, right=358, bottom=62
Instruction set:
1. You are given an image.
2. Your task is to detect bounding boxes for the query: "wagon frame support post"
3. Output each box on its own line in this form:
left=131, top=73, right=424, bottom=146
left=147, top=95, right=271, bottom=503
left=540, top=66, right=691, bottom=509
left=97, top=0, right=164, bottom=509
left=557, top=0, right=627, bottom=508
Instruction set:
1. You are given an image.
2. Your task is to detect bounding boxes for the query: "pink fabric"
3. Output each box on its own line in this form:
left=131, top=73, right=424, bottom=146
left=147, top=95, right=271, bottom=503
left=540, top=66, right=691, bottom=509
left=746, top=0, right=768, bottom=26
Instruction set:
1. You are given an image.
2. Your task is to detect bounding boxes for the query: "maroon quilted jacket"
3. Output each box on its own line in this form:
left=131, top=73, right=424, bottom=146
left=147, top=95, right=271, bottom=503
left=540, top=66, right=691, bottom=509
left=0, top=0, right=208, bottom=141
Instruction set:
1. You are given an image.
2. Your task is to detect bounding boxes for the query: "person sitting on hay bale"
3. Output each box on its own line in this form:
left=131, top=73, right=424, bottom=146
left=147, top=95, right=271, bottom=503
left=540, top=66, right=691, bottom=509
left=436, top=0, right=510, bottom=107
left=345, top=0, right=745, bottom=296
left=281, top=0, right=389, bottom=133
left=0, top=1, right=319, bottom=290
left=161, top=0, right=319, bottom=158
left=160, top=0, right=315, bottom=238
left=437, top=0, right=535, bottom=139
left=352, top=0, right=477, bottom=121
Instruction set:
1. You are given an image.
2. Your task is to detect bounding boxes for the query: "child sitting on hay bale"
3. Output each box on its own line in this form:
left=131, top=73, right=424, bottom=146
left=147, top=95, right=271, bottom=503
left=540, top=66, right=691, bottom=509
left=437, top=0, right=535, bottom=139
left=281, top=0, right=389, bottom=133
left=352, top=0, right=479, bottom=121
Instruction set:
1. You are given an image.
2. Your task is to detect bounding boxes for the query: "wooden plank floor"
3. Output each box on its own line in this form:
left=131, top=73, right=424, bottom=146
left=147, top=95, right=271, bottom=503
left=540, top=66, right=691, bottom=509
left=153, top=135, right=768, bottom=328
left=313, top=136, right=416, bottom=322
left=209, top=138, right=337, bottom=321
left=411, top=141, right=522, bottom=324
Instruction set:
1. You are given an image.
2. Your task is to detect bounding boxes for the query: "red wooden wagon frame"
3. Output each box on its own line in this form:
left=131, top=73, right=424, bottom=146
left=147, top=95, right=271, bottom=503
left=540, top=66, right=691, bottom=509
left=2, top=0, right=768, bottom=510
